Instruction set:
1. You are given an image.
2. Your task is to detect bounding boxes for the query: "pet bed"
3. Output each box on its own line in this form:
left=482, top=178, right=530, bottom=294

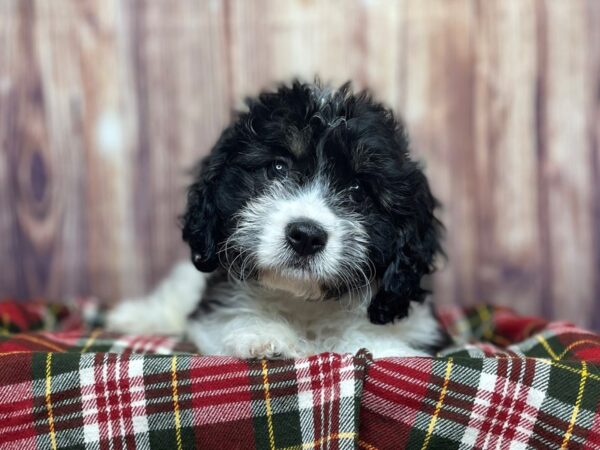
left=0, top=299, right=598, bottom=449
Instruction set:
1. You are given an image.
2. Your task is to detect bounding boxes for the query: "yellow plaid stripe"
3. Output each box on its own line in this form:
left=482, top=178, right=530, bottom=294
left=0, top=351, right=32, bottom=357
left=80, top=328, right=102, bottom=353
left=536, top=335, right=560, bottom=359
left=17, top=334, right=65, bottom=352
left=261, top=358, right=276, bottom=450
left=558, top=339, right=600, bottom=360
left=476, top=306, right=493, bottom=340
left=421, top=358, right=454, bottom=450
left=171, top=355, right=183, bottom=450
left=560, top=361, right=588, bottom=450
left=1, top=312, right=10, bottom=335
left=45, top=353, right=58, bottom=450
left=539, top=359, right=600, bottom=382
left=359, top=439, right=379, bottom=449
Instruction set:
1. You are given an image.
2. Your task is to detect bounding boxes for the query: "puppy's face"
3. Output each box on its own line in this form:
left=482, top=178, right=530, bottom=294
left=183, top=82, right=442, bottom=323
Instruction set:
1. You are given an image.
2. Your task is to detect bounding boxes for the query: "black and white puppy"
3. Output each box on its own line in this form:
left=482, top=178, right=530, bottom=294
left=107, top=81, right=449, bottom=358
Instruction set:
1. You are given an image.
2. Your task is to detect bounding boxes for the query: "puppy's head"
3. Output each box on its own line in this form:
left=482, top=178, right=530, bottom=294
left=182, top=81, right=442, bottom=323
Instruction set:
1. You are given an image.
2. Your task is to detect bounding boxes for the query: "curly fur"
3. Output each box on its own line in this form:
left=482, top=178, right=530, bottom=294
left=108, top=80, right=448, bottom=358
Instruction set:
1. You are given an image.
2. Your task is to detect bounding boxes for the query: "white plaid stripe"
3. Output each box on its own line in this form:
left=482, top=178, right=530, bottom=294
left=458, top=359, right=540, bottom=448
left=108, top=334, right=184, bottom=354
left=78, top=354, right=152, bottom=449
left=588, top=414, right=600, bottom=449
left=316, top=355, right=328, bottom=449
left=410, top=360, right=456, bottom=438
left=479, top=358, right=514, bottom=449
left=293, top=354, right=361, bottom=449
left=489, top=358, right=530, bottom=449
left=295, top=358, right=317, bottom=445
left=80, top=354, right=99, bottom=448
left=509, top=359, right=551, bottom=448
left=541, top=396, right=596, bottom=444
left=442, top=343, right=525, bottom=359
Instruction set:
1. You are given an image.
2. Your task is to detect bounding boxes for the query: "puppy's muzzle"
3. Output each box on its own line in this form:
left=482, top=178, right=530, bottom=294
left=285, top=219, right=328, bottom=256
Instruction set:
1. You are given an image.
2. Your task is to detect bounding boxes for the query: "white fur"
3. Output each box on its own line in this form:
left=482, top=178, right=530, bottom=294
left=106, top=261, right=207, bottom=335
left=227, top=178, right=371, bottom=299
left=108, top=260, right=443, bottom=359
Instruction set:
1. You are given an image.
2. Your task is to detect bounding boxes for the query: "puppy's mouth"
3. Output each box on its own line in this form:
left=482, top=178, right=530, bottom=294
left=258, top=268, right=325, bottom=300
left=282, top=254, right=319, bottom=271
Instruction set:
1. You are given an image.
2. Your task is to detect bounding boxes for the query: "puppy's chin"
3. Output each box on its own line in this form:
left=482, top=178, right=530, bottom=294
left=259, top=269, right=324, bottom=300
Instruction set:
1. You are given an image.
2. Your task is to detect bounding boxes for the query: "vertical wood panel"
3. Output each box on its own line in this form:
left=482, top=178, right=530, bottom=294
left=472, top=1, right=542, bottom=315
left=587, top=0, right=600, bottom=330
left=401, top=1, right=478, bottom=308
left=228, top=0, right=363, bottom=100
left=362, top=0, right=403, bottom=102
left=2, top=0, right=76, bottom=299
left=129, top=1, right=231, bottom=286
left=33, top=0, right=88, bottom=298
left=543, top=0, right=595, bottom=324
left=0, top=0, right=20, bottom=295
left=75, top=1, right=142, bottom=299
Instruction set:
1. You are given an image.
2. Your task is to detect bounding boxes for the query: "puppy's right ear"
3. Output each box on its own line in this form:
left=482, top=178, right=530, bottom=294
left=181, top=141, right=227, bottom=272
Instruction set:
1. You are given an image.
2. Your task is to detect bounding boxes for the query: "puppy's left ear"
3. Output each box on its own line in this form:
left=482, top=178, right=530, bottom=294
left=181, top=138, right=228, bottom=272
left=368, top=166, right=443, bottom=324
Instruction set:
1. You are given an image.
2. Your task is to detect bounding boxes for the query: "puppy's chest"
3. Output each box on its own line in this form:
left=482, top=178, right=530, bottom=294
left=262, top=298, right=357, bottom=345
left=204, top=282, right=359, bottom=339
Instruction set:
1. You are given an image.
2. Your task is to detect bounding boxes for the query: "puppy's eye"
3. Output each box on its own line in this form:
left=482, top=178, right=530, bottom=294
left=267, top=161, right=289, bottom=179
left=348, top=181, right=365, bottom=202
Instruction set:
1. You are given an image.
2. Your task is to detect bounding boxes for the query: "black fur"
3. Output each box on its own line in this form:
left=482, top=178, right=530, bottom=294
left=182, top=80, right=443, bottom=324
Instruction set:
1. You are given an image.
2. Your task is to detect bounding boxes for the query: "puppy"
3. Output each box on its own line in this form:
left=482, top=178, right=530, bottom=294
left=107, top=81, right=449, bottom=358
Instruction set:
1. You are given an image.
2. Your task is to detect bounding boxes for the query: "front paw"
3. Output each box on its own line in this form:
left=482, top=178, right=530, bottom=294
left=106, top=299, right=186, bottom=335
left=222, top=330, right=307, bottom=359
left=106, top=301, right=157, bottom=334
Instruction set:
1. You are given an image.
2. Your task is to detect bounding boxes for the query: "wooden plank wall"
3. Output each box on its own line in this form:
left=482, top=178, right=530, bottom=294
left=0, top=0, right=598, bottom=329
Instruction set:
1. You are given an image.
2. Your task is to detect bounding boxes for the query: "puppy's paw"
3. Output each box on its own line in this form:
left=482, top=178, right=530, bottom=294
left=106, top=299, right=186, bottom=335
left=222, top=329, right=308, bottom=359
left=106, top=300, right=156, bottom=334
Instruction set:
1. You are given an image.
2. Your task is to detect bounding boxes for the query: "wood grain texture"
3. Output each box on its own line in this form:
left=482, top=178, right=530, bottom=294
left=472, top=1, right=541, bottom=315
left=0, top=0, right=20, bottom=295
left=588, top=0, right=600, bottom=332
left=0, top=0, right=598, bottom=329
left=542, top=0, right=596, bottom=324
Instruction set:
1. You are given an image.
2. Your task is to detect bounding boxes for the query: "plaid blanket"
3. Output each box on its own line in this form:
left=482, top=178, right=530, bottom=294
left=0, top=300, right=599, bottom=449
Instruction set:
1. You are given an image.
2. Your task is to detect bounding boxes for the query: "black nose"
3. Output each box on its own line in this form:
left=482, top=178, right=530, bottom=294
left=285, top=220, right=328, bottom=256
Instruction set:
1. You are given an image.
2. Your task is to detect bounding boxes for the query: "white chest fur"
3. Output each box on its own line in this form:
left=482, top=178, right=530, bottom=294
left=107, top=261, right=444, bottom=359
left=187, top=279, right=442, bottom=358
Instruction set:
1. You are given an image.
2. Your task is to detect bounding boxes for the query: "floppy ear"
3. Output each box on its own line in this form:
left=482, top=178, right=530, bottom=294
left=181, top=140, right=228, bottom=272
left=368, top=168, right=443, bottom=324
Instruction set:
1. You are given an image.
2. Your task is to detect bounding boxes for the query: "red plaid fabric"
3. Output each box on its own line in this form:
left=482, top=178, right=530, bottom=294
left=0, top=300, right=599, bottom=449
left=357, top=307, right=600, bottom=450
left=0, top=346, right=368, bottom=449
left=359, top=357, right=600, bottom=449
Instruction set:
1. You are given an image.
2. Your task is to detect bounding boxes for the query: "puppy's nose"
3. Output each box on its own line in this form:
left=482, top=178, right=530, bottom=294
left=285, top=220, right=328, bottom=256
